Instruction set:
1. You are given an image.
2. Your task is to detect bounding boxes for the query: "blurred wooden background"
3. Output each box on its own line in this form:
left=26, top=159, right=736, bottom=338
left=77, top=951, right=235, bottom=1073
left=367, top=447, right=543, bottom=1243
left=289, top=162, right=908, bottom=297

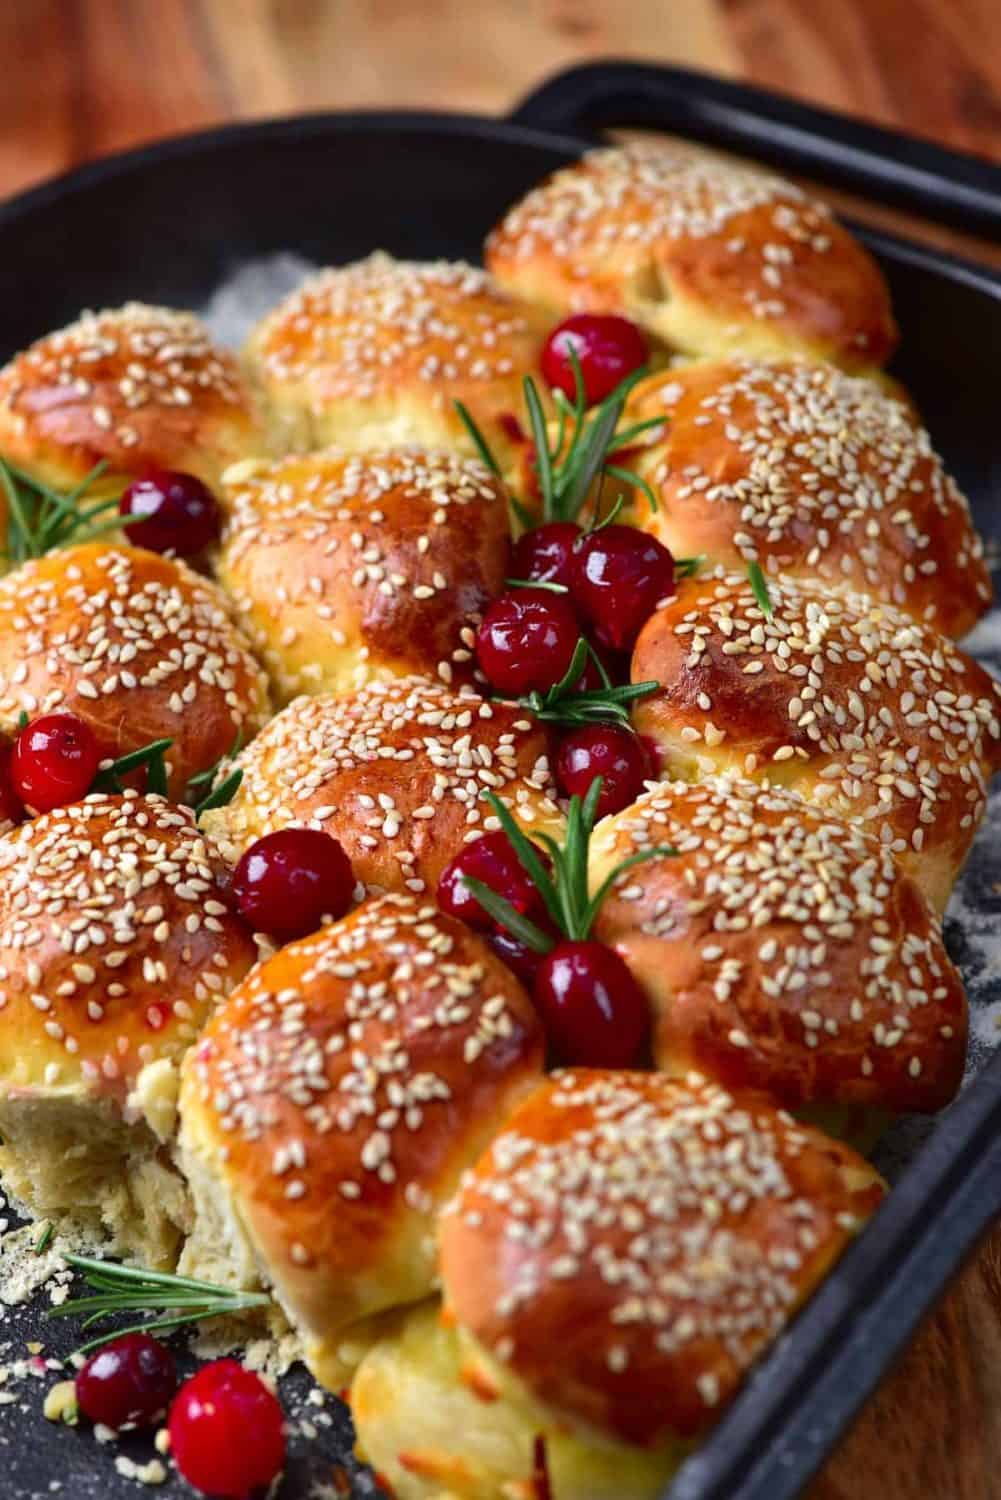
left=2, top=2, right=1001, bottom=1497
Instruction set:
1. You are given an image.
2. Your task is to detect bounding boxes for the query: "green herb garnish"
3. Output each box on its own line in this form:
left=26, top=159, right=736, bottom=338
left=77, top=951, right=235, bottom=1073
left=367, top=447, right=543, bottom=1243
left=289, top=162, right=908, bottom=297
left=456, top=349, right=663, bottom=528
left=748, top=560, right=774, bottom=619
left=186, top=732, right=245, bottom=820
left=0, top=459, right=126, bottom=564
left=91, top=738, right=174, bottom=797
left=516, top=638, right=659, bottom=729
left=48, top=1255, right=271, bottom=1356
left=463, top=782, right=675, bottom=952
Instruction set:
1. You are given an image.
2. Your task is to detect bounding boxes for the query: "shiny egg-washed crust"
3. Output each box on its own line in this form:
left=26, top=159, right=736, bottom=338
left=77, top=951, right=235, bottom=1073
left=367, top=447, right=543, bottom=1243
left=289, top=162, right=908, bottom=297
left=0, top=543, right=271, bottom=798
left=0, top=793, right=257, bottom=1104
left=0, top=303, right=269, bottom=493
left=243, top=253, right=550, bottom=467
left=440, top=1070, right=884, bottom=1447
left=178, top=894, right=544, bottom=1387
left=217, top=447, right=511, bottom=703
left=631, top=574, right=1001, bottom=913
left=622, top=359, right=992, bottom=638
left=201, top=675, right=564, bottom=893
left=590, top=778, right=967, bottom=1115
left=486, top=142, right=897, bottom=370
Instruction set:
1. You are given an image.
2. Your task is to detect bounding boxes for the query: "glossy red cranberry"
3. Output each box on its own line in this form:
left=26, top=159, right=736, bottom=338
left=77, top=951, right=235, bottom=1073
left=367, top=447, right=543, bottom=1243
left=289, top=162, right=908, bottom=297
left=120, top=470, right=221, bottom=556
left=476, top=589, right=579, bottom=696
left=0, top=745, right=24, bottom=826
left=570, top=525, right=675, bottom=652
left=11, top=712, right=100, bottom=812
left=75, top=1334, right=176, bottom=1430
left=438, top=832, right=546, bottom=932
left=511, top=523, right=583, bottom=592
left=541, top=314, right=649, bottom=406
left=168, top=1359, right=285, bottom=1499
left=556, top=725, right=653, bottom=818
left=487, top=927, right=552, bottom=989
left=534, top=939, right=649, bottom=1067
left=231, top=828, right=355, bottom=940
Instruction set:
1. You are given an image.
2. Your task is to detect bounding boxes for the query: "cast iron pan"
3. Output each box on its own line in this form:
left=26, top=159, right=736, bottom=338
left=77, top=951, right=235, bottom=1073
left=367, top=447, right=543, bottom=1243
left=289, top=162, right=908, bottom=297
left=1, top=59, right=1001, bottom=1500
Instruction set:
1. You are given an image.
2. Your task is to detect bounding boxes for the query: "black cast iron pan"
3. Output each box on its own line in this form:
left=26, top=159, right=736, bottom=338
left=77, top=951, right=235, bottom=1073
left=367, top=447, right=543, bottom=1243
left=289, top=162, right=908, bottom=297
left=1, top=58, right=1001, bottom=1500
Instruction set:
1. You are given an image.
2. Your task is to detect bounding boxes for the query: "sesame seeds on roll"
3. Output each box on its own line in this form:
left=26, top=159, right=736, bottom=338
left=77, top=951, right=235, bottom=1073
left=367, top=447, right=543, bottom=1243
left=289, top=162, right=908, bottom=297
left=0, top=792, right=258, bottom=1265
left=0, top=302, right=270, bottom=494
left=622, top=357, right=993, bottom=638
left=351, top=1070, right=883, bottom=1499
left=243, top=252, right=551, bottom=466
left=631, top=572, right=1001, bottom=913
left=589, top=778, right=967, bottom=1127
left=216, top=447, right=512, bottom=703
left=486, top=141, right=897, bottom=369
left=177, top=893, right=545, bottom=1387
left=200, top=675, right=564, bottom=895
left=0, top=543, right=271, bottom=798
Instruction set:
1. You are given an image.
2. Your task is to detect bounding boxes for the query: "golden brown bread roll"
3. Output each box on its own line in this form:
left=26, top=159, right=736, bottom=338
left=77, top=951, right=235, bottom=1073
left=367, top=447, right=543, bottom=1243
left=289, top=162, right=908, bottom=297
left=177, top=893, right=545, bottom=1387
left=486, top=141, right=897, bottom=370
left=0, top=542, right=271, bottom=797
left=622, top=357, right=992, bottom=638
left=217, top=446, right=511, bottom=702
left=0, top=303, right=269, bottom=494
left=631, top=573, right=1001, bottom=912
left=589, top=778, right=967, bottom=1125
left=243, top=252, right=551, bottom=466
left=351, top=1069, right=884, bottom=1499
left=0, top=792, right=258, bottom=1265
left=201, top=675, right=564, bottom=893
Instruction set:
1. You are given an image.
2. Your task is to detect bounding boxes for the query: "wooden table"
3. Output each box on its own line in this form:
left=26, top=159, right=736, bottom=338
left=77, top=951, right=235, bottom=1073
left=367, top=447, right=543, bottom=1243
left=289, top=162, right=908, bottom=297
left=3, top=3, right=1001, bottom=1497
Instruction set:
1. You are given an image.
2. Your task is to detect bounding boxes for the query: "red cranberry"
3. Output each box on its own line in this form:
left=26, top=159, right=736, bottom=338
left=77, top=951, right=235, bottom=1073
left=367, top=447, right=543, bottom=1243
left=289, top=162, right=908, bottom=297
left=438, top=832, right=545, bottom=932
left=556, top=725, right=652, bottom=818
left=511, top=523, right=583, bottom=592
left=120, top=470, right=221, bottom=556
left=11, top=712, right=100, bottom=812
left=231, top=828, right=355, bottom=941
left=168, top=1359, right=285, bottom=1499
left=534, top=940, right=648, bottom=1067
left=541, top=314, right=649, bottom=406
left=476, top=589, right=579, bottom=696
left=75, top=1334, right=176, bottom=1430
left=570, top=525, right=675, bottom=652
left=0, top=745, right=24, bottom=826
left=487, top=927, right=551, bottom=988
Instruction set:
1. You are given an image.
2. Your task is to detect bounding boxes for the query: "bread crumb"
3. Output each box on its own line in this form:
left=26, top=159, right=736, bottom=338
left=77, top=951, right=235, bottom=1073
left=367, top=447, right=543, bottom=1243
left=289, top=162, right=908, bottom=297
left=42, top=1380, right=77, bottom=1424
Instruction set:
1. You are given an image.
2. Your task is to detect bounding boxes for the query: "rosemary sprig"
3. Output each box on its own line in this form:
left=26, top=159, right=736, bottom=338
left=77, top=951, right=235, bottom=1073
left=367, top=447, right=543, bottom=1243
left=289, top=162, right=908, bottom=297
left=186, top=732, right=245, bottom=819
left=463, top=782, right=675, bottom=951
left=748, top=560, right=774, bottom=619
left=34, top=1222, right=54, bottom=1256
left=0, top=458, right=125, bottom=564
left=456, top=350, right=663, bottom=528
left=48, top=1254, right=271, bottom=1356
left=91, top=738, right=173, bottom=797
left=517, top=637, right=659, bottom=729
left=675, top=555, right=703, bottom=579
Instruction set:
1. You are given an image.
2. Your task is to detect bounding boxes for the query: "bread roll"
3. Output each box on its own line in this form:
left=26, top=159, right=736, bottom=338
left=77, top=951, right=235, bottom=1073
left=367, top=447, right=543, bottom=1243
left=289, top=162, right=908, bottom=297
left=243, top=253, right=550, bottom=466
left=201, top=676, right=563, bottom=894
left=0, top=303, right=268, bottom=494
left=217, top=447, right=511, bottom=702
left=0, top=793, right=257, bottom=1265
left=622, top=357, right=992, bottom=638
left=486, top=141, right=896, bottom=370
left=631, top=573, right=1001, bottom=911
left=0, top=543, right=270, bottom=797
left=589, top=778, right=966, bottom=1128
left=177, top=893, right=544, bottom=1386
left=351, top=1069, right=883, bottom=1498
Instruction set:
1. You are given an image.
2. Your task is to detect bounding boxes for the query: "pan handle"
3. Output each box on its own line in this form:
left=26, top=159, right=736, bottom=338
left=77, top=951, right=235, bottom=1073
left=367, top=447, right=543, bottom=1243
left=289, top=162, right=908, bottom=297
left=509, top=61, right=1001, bottom=241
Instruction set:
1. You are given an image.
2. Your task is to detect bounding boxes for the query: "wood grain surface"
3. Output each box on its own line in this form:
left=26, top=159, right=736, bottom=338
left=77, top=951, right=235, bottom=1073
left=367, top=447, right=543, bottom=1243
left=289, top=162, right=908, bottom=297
left=2, top=4, right=1001, bottom=1498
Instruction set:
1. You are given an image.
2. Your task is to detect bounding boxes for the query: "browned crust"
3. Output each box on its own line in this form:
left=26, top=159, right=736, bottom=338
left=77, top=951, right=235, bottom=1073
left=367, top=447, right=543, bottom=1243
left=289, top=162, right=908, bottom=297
left=590, top=779, right=967, bottom=1114
left=440, top=1070, right=884, bottom=1445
